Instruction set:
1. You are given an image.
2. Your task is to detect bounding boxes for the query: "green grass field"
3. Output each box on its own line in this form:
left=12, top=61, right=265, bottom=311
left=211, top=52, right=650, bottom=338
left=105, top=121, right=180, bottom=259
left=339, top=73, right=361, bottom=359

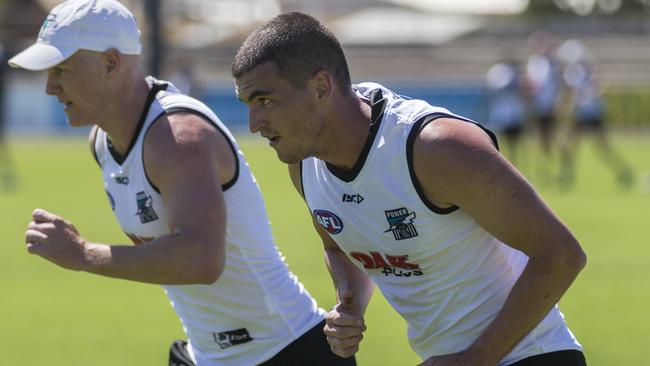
left=1, top=132, right=648, bottom=365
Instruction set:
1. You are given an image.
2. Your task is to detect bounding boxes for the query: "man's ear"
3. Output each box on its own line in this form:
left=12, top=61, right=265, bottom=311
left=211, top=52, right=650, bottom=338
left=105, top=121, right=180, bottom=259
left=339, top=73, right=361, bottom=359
left=103, top=48, right=121, bottom=74
left=312, top=69, right=333, bottom=100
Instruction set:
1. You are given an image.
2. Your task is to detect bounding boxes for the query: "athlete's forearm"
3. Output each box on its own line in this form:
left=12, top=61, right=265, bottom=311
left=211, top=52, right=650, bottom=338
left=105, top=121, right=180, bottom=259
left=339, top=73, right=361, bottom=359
left=463, top=251, right=586, bottom=365
left=324, top=248, right=374, bottom=312
left=82, top=232, right=224, bottom=285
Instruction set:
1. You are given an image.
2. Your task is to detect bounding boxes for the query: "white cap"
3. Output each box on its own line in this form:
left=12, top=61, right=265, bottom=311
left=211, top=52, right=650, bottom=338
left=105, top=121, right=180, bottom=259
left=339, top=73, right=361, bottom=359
left=8, top=0, right=141, bottom=71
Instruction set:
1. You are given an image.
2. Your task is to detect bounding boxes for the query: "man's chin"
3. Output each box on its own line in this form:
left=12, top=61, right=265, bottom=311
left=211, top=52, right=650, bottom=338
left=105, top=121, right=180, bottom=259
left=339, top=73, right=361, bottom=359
left=67, top=119, right=92, bottom=128
left=276, top=150, right=303, bottom=165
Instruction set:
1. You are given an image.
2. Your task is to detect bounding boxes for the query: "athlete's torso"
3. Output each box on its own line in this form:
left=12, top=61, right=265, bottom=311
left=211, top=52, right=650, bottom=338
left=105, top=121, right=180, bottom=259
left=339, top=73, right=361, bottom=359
left=527, top=54, right=561, bottom=114
left=93, top=77, right=324, bottom=366
left=301, top=82, right=581, bottom=365
left=564, top=62, right=603, bottom=121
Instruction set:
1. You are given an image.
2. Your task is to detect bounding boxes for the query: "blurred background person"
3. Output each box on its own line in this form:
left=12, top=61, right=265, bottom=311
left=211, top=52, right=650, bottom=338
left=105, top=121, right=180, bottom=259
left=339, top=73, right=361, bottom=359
left=0, top=42, right=18, bottom=191
left=557, top=39, right=633, bottom=189
left=525, top=30, right=563, bottom=182
left=484, top=51, right=528, bottom=167
left=0, top=0, right=49, bottom=192
left=167, top=60, right=201, bottom=98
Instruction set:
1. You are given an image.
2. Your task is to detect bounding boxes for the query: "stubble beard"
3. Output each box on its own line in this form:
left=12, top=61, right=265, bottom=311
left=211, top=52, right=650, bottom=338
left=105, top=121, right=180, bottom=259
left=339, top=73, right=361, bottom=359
left=275, top=146, right=308, bottom=165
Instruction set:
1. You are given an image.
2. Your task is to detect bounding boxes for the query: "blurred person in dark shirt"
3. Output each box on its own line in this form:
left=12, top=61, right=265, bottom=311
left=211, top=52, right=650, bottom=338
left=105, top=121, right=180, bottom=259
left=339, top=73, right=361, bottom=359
left=0, top=42, right=18, bottom=191
left=525, top=31, right=563, bottom=183
left=557, top=40, right=633, bottom=189
left=485, top=53, right=528, bottom=166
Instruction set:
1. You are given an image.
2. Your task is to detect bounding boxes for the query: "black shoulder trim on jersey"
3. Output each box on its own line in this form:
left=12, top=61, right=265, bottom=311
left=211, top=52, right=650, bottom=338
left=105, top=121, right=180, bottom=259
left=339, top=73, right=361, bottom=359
left=325, top=88, right=387, bottom=182
left=478, top=123, right=499, bottom=150
left=142, top=111, right=166, bottom=194
left=163, top=107, right=240, bottom=192
left=89, top=125, right=100, bottom=167
left=406, top=114, right=500, bottom=215
left=107, top=82, right=168, bottom=165
left=407, top=113, right=459, bottom=215
left=299, top=160, right=305, bottom=199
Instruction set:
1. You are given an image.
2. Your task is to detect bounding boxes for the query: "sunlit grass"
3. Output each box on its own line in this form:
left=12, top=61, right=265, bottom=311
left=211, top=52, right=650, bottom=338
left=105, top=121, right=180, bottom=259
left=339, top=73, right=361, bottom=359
left=1, top=131, right=648, bottom=365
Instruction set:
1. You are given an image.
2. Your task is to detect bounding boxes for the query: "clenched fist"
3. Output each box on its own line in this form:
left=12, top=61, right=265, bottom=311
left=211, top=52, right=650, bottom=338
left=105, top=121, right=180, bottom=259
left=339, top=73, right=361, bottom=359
left=323, top=290, right=367, bottom=358
left=25, top=208, right=88, bottom=271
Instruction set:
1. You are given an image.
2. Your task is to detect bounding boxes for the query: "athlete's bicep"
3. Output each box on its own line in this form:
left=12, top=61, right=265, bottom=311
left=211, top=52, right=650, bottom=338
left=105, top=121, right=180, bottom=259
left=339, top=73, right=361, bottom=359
left=166, top=111, right=237, bottom=187
left=414, top=118, right=578, bottom=258
left=143, top=114, right=226, bottom=247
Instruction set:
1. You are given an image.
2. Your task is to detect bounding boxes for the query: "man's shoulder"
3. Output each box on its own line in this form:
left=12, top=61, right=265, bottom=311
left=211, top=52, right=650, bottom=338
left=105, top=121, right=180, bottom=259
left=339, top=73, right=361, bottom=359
left=417, top=118, right=493, bottom=151
left=146, top=113, right=224, bottom=155
left=412, top=118, right=500, bottom=180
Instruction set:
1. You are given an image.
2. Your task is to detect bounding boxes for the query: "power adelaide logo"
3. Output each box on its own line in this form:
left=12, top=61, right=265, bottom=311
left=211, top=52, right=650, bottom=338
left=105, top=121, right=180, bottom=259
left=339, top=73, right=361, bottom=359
left=384, top=207, right=418, bottom=240
left=314, top=209, right=344, bottom=234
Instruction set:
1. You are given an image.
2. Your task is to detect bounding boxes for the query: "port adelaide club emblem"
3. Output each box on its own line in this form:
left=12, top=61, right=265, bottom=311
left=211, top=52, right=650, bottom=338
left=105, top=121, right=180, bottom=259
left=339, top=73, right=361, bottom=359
left=383, top=207, right=418, bottom=240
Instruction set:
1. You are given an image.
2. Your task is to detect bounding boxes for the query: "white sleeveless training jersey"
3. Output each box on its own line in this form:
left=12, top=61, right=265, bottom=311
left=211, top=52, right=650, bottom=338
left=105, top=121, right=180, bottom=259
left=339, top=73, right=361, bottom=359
left=93, top=77, right=325, bottom=366
left=301, top=82, right=581, bottom=365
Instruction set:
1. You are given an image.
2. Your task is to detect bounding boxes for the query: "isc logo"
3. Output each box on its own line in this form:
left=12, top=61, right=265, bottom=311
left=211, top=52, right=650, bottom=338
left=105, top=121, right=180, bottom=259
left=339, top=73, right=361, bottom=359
left=342, top=193, right=364, bottom=204
left=114, top=176, right=130, bottom=185
left=313, top=209, right=344, bottom=234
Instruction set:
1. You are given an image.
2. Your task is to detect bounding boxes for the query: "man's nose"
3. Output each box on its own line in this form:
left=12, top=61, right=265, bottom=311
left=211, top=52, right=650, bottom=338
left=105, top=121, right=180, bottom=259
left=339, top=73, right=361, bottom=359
left=45, top=70, right=60, bottom=96
left=248, top=108, right=264, bottom=133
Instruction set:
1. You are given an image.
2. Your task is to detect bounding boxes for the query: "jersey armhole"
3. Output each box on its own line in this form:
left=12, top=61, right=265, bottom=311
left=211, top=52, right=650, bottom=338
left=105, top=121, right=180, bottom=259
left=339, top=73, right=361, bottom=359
left=299, top=160, right=305, bottom=199
left=89, top=125, right=100, bottom=167
left=141, top=112, right=167, bottom=193
left=406, top=113, right=500, bottom=215
left=146, top=107, right=241, bottom=193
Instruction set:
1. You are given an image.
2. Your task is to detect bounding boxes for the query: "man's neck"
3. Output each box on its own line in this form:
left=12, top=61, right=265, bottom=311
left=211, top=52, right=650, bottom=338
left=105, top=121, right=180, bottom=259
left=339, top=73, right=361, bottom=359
left=100, top=77, right=151, bottom=156
left=320, top=96, right=373, bottom=171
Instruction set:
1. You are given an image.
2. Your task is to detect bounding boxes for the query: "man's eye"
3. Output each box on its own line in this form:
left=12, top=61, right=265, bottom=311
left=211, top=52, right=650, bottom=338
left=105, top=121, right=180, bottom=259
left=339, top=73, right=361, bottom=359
left=259, top=98, right=271, bottom=107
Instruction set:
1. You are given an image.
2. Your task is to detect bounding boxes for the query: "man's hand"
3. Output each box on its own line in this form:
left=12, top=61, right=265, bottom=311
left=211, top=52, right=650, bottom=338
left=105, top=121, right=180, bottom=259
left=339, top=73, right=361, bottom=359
left=323, top=290, right=367, bottom=358
left=24, top=209, right=88, bottom=271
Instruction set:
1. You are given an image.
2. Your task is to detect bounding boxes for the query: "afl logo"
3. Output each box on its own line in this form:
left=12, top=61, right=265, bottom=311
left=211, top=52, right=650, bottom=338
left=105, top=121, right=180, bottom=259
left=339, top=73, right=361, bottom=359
left=314, top=209, right=344, bottom=234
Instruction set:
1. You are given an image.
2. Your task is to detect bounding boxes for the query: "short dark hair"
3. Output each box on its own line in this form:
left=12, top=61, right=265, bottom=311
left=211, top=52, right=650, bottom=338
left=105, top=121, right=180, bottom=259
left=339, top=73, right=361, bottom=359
left=231, top=12, right=351, bottom=90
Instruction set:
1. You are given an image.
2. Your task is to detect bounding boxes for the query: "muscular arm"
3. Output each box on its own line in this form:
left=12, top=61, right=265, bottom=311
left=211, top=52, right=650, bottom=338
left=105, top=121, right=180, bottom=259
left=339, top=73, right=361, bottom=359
left=414, top=119, right=586, bottom=365
left=26, top=114, right=235, bottom=285
left=288, top=162, right=373, bottom=357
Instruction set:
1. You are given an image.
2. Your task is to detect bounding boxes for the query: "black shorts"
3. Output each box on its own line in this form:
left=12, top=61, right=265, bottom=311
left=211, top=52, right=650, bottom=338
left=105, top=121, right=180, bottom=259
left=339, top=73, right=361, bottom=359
left=575, top=117, right=603, bottom=132
left=169, top=320, right=356, bottom=366
left=169, top=340, right=194, bottom=366
left=502, top=125, right=524, bottom=139
left=536, top=114, right=556, bottom=131
left=508, top=350, right=586, bottom=366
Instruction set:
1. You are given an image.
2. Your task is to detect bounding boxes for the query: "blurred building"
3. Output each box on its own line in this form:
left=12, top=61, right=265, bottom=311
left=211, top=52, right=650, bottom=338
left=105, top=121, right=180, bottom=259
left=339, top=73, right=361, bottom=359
left=3, top=0, right=650, bottom=133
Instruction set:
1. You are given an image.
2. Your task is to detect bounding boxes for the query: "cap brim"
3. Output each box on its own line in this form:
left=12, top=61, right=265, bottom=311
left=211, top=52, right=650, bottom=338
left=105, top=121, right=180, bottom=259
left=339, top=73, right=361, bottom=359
left=8, top=43, right=77, bottom=71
